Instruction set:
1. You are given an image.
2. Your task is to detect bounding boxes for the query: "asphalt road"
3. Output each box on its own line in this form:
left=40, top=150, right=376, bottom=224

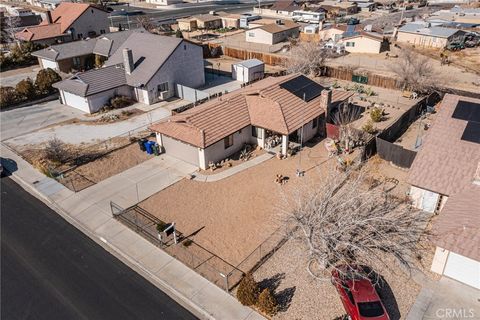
left=108, top=2, right=271, bottom=28
left=0, top=176, right=197, bottom=320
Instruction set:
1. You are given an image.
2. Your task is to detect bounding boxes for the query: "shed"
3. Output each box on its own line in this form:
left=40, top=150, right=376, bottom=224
left=231, top=59, right=265, bottom=83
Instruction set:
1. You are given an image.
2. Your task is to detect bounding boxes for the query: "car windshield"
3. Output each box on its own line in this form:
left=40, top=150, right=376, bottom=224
left=358, top=301, right=385, bottom=318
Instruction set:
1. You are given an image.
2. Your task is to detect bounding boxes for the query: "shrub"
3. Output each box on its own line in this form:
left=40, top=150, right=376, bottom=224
left=257, top=288, right=278, bottom=316
left=15, top=78, right=36, bottom=100
left=110, top=96, right=133, bottom=109
left=45, top=137, right=69, bottom=164
left=175, top=29, right=183, bottom=38
left=95, top=54, right=105, bottom=68
left=0, top=86, right=19, bottom=108
left=370, top=107, right=383, bottom=122
left=35, top=68, right=61, bottom=94
left=182, top=239, right=193, bottom=247
left=236, top=273, right=259, bottom=306
left=362, top=120, right=377, bottom=134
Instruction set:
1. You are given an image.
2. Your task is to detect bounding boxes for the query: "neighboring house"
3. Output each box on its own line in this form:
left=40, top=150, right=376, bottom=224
left=27, top=0, right=62, bottom=10
left=320, top=1, right=358, bottom=17
left=247, top=18, right=278, bottom=29
left=431, top=6, right=480, bottom=25
left=149, top=74, right=353, bottom=169
left=193, top=14, right=222, bottom=29
left=319, top=24, right=387, bottom=53
left=15, top=3, right=109, bottom=45
left=177, top=17, right=197, bottom=31
left=396, top=23, right=465, bottom=48
left=239, top=14, right=262, bottom=28
left=246, top=20, right=300, bottom=45
left=32, top=29, right=136, bottom=73
left=408, top=94, right=480, bottom=289
left=231, top=59, right=264, bottom=83
left=254, top=0, right=317, bottom=17
left=145, top=0, right=183, bottom=6
left=357, top=2, right=375, bottom=12
left=216, top=11, right=241, bottom=29
left=0, top=11, right=42, bottom=29
left=292, top=9, right=326, bottom=23
left=53, top=32, right=205, bottom=113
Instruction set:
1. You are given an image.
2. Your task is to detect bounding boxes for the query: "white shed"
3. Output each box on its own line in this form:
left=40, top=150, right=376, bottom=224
left=231, top=59, right=265, bottom=83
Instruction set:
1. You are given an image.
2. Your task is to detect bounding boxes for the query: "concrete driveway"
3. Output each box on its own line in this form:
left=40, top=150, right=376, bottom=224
left=0, top=66, right=40, bottom=87
left=1, top=100, right=83, bottom=141
left=407, top=277, right=480, bottom=320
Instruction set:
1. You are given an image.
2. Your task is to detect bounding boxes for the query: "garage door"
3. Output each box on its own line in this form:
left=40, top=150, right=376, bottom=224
left=444, top=252, right=480, bottom=289
left=162, top=135, right=199, bottom=166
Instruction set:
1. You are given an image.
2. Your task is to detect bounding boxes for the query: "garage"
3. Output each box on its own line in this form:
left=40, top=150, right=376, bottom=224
left=443, top=252, right=480, bottom=289
left=40, top=58, right=59, bottom=71
left=161, top=135, right=200, bottom=167
left=60, top=90, right=90, bottom=113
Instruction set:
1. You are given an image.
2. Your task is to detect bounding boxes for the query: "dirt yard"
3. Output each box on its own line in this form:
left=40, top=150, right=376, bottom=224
left=395, top=111, right=438, bottom=151
left=254, top=237, right=437, bottom=320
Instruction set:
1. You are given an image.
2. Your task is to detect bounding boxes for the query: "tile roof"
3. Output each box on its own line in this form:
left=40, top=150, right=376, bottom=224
left=53, top=65, right=127, bottom=96
left=104, top=32, right=184, bottom=86
left=432, top=184, right=480, bottom=261
left=193, top=14, right=222, bottom=22
left=408, top=94, right=480, bottom=196
left=15, top=3, right=105, bottom=41
left=398, top=23, right=463, bottom=38
left=150, top=74, right=353, bottom=148
left=258, top=20, right=300, bottom=34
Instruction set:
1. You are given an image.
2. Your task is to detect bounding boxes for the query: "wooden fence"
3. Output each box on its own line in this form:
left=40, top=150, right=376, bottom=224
left=206, top=43, right=285, bottom=66
left=323, top=66, right=401, bottom=90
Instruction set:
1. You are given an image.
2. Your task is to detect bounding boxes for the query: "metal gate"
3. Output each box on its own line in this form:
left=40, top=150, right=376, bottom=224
left=352, top=74, right=368, bottom=84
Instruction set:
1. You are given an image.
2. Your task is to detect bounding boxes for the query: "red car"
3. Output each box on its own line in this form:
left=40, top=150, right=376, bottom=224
left=332, top=267, right=390, bottom=320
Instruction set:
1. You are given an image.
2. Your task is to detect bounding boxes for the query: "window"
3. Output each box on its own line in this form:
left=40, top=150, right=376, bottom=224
left=346, top=41, right=355, bottom=47
left=312, top=117, right=318, bottom=128
left=72, top=57, right=81, bottom=67
left=224, top=134, right=233, bottom=149
left=248, top=32, right=255, bottom=37
left=157, top=82, right=168, bottom=93
left=100, top=29, right=105, bottom=34
left=358, top=302, right=385, bottom=318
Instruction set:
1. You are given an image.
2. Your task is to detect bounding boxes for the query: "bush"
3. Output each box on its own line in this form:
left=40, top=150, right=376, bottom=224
left=236, top=273, right=259, bottom=306
left=0, top=86, right=19, bottom=108
left=257, top=288, right=278, bottom=316
left=16, top=78, right=36, bottom=100
left=175, top=29, right=183, bottom=38
left=110, top=96, right=133, bottom=109
left=45, top=137, right=69, bottom=164
left=370, top=107, right=383, bottom=122
left=35, top=68, right=61, bottom=94
left=362, top=120, right=377, bottom=134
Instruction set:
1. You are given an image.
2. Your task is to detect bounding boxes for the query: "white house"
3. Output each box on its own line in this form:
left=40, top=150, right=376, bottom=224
left=408, top=94, right=480, bottom=289
left=231, top=59, right=264, bottom=83
left=15, top=2, right=109, bottom=45
left=150, top=74, right=353, bottom=169
left=53, top=32, right=205, bottom=113
left=246, top=20, right=300, bottom=45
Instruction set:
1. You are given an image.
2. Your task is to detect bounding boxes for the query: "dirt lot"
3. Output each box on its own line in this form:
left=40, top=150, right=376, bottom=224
left=413, top=46, right=480, bottom=76
left=395, top=111, right=438, bottom=151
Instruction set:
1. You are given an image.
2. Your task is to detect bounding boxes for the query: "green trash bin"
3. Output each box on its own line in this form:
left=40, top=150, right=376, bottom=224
left=153, top=143, right=159, bottom=156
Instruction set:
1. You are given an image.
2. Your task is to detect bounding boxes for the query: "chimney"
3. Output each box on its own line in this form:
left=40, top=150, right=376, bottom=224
left=318, top=20, right=324, bottom=32
left=123, top=48, right=134, bottom=75
left=46, top=10, right=52, bottom=24
left=320, top=89, right=332, bottom=111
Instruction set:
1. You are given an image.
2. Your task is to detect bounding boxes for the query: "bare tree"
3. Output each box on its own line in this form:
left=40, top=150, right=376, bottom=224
left=389, top=48, right=440, bottom=94
left=279, top=163, right=430, bottom=284
left=135, top=16, right=155, bottom=32
left=331, top=103, right=365, bottom=151
left=286, top=42, right=330, bottom=77
left=1, top=15, right=21, bottom=44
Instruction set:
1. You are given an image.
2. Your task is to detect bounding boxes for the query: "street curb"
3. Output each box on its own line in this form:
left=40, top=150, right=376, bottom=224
left=5, top=171, right=219, bottom=320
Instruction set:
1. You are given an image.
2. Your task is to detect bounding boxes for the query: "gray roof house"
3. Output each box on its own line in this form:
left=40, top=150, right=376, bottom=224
left=396, top=22, right=465, bottom=48
left=53, top=32, right=205, bottom=114
left=32, top=29, right=137, bottom=73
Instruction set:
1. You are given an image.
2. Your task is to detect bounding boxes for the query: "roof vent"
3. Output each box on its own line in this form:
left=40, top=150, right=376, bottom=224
left=276, top=19, right=284, bottom=25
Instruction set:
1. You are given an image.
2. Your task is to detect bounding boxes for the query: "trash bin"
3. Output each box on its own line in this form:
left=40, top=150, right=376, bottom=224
left=145, top=141, right=153, bottom=155
left=153, top=143, right=159, bottom=156
left=138, top=139, right=147, bottom=151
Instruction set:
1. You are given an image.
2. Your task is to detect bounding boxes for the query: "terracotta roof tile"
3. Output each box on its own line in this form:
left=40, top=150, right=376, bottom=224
left=150, top=74, right=353, bottom=148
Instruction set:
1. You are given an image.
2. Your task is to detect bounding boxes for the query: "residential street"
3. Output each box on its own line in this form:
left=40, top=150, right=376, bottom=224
left=0, top=176, right=197, bottom=320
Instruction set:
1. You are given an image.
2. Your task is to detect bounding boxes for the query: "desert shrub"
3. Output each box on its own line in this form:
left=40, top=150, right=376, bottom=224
left=362, top=120, right=377, bottom=134
left=236, top=273, right=259, bottom=306
left=45, top=137, right=69, bottom=164
left=35, top=68, right=61, bottom=94
left=370, top=107, right=383, bottom=122
left=182, top=239, right=193, bottom=247
left=0, top=86, right=19, bottom=108
left=0, top=53, right=13, bottom=69
left=15, top=78, right=36, bottom=100
left=257, top=288, right=278, bottom=316
left=110, top=96, right=133, bottom=109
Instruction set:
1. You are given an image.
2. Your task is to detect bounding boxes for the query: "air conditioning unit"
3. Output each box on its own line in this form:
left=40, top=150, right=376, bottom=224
left=159, top=91, right=169, bottom=100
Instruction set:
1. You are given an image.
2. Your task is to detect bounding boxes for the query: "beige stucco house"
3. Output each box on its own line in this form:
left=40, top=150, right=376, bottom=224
left=150, top=74, right=353, bottom=169
left=246, top=20, right=300, bottom=45
left=396, top=23, right=465, bottom=48
left=318, top=24, right=386, bottom=53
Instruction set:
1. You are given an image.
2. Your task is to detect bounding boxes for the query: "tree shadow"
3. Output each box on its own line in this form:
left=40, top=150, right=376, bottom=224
left=258, top=272, right=285, bottom=292
left=179, top=226, right=205, bottom=241
left=276, top=286, right=296, bottom=313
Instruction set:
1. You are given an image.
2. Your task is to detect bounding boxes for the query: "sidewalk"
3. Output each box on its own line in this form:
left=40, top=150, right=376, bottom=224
left=0, top=144, right=265, bottom=320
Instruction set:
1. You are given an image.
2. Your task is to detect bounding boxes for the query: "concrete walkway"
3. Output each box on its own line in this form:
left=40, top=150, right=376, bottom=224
left=0, top=144, right=265, bottom=320
left=193, top=153, right=274, bottom=182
